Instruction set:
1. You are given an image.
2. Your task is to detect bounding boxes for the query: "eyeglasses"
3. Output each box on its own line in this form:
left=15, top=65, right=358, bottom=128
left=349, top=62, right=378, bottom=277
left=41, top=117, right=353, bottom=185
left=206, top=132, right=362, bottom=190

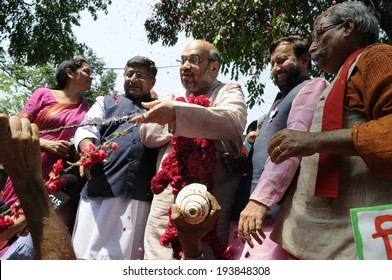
left=313, top=21, right=345, bottom=44
left=124, top=71, right=151, bottom=80
left=176, top=55, right=214, bottom=66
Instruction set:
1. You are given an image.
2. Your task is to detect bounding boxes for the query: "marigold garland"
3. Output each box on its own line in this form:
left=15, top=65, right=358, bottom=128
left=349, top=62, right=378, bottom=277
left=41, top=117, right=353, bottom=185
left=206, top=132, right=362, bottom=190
left=150, top=94, right=233, bottom=259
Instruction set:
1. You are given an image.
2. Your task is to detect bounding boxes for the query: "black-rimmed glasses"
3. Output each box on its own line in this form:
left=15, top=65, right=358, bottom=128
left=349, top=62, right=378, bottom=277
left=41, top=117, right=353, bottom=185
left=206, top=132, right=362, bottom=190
left=313, top=21, right=345, bottom=43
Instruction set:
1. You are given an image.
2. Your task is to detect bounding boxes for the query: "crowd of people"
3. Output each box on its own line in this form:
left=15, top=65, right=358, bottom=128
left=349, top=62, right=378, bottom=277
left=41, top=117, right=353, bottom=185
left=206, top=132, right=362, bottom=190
left=0, top=1, right=391, bottom=260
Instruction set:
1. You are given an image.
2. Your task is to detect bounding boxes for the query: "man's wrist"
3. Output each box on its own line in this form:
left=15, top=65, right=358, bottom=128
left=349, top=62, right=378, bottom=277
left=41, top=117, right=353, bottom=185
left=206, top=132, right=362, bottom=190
left=13, top=178, right=49, bottom=213
left=180, top=237, right=203, bottom=259
left=183, top=251, right=204, bottom=260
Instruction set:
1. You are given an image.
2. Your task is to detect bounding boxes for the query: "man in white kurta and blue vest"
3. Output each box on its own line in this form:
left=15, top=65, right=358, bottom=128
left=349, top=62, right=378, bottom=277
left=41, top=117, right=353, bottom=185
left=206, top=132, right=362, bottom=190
left=72, top=56, right=159, bottom=259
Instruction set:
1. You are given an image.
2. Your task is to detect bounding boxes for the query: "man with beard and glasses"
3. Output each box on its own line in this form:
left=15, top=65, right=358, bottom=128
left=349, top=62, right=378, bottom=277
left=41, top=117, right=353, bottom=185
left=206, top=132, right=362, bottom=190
left=268, top=1, right=392, bottom=259
left=71, top=56, right=160, bottom=260
left=235, top=36, right=329, bottom=259
left=132, top=40, right=247, bottom=259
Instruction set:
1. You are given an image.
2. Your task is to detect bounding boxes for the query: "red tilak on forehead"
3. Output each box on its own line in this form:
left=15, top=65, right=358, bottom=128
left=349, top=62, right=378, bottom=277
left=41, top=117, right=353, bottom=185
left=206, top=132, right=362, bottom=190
left=318, top=13, right=331, bottom=29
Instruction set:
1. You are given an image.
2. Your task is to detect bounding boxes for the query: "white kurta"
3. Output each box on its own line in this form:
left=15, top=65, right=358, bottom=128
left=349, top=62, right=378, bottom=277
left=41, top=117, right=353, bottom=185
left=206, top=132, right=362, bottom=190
left=72, top=197, right=150, bottom=260
left=71, top=94, right=154, bottom=260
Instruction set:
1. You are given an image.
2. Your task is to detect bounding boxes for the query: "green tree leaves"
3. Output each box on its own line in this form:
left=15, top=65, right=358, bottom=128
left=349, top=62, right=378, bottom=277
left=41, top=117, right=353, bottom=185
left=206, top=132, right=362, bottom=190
left=0, top=50, right=116, bottom=114
left=0, top=0, right=112, bottom=66
left=145, top=0, right=391, bottom=107
left=0, top=1, right=116, bottom=114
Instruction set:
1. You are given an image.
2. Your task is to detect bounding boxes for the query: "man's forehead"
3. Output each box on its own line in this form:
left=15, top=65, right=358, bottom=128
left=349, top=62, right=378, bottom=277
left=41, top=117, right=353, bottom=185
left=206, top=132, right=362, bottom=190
left=183, top=42, right=209, bottom=56
left=125, top=66, right=148, bottom=73
left=181, top=52, right=202, bottom=57
left=274, top=42, right=294, bottom=55
left=270, top=42, right=295, bottom=63
left=315, top=12, right=332, bottom=29
left=182, top=49, right=206, bottom=57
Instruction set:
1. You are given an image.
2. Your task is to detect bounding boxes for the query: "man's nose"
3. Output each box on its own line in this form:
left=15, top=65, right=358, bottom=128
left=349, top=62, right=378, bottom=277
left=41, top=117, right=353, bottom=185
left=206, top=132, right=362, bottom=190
left=309, top=42, right=317, bottom=54
left=181, top=60, right=192, bottom=68
left=128, top=73, right=139, bottom=81
left=271, top=63, right=280, bottom=74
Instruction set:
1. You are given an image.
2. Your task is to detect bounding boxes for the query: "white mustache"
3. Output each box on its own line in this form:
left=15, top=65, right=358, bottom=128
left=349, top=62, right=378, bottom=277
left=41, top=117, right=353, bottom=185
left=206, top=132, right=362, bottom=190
left=311, top=48, right=326, bottom=64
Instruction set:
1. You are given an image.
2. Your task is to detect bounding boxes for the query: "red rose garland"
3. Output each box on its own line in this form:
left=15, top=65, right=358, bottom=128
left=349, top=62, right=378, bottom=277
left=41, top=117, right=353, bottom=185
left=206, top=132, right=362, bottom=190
left=1, top=114, right=128, bottom=233
left=45, top=144, right=113, bottom=195
left=150, top=94, right=233, bottom=259
left=0, top=143, right=120, bottom=233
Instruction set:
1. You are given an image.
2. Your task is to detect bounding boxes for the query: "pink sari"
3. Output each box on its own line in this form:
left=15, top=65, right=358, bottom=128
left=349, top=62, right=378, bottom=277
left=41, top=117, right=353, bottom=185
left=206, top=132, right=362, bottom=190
left=2, top=87, right=89, bottom=205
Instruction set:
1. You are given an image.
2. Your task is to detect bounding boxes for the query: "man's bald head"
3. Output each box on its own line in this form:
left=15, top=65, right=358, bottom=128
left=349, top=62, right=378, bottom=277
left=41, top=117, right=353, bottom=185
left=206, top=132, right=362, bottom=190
left=183, top=40, right=221, bottom=65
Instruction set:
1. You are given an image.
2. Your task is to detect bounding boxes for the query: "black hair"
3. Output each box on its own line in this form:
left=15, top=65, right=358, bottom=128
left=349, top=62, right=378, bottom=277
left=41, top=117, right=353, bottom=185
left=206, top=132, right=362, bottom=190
left=269, top=36, right=311, bottom=69
left=246, top=120, right=258, bottom=134
left=124, top=56, right=158, bottom=78
left=54, top=56, right=89, bottom=90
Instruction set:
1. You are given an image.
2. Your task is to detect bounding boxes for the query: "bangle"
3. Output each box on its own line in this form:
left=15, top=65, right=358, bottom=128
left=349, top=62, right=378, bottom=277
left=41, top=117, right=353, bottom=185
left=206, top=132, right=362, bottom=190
left=183, top=252, right=204, bottom=260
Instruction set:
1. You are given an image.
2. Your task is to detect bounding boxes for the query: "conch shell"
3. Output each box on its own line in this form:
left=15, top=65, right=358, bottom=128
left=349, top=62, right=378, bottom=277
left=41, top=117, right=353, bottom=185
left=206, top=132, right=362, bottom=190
left=175, top=183, right=210, bottom=224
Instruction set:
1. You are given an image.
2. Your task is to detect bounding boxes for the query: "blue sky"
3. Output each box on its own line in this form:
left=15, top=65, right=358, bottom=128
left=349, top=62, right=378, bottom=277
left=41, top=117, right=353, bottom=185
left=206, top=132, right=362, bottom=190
left=73, top=0, right=278, bottom=130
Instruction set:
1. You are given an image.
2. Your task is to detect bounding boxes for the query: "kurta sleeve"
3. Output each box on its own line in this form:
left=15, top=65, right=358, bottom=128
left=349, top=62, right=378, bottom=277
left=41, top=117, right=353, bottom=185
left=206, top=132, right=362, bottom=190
left=350, top=45, right=392, bottom=177
left=74, top=96, right=105, bottom=151
left=174, top=83, right=247, bottom=140
left=352, top=115, right=392, bottom=177
left=250, top=78, right=329, bottom=208
left=140, top=123, right=172, bottom=148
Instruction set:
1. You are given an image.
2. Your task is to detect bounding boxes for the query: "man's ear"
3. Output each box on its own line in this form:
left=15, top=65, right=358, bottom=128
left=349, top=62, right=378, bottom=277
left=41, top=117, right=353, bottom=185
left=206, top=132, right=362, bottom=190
left=150, top=78, right=156, bottom=88
left=210, top=60, right=220, bottom=76
left=342, top=18, right=355, bottom=37
left=300, top=52, right=311, bottom=68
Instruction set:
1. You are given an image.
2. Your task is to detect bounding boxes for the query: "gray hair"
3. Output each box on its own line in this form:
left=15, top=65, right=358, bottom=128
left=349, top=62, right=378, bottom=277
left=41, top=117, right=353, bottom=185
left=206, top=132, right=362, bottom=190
left=315, top=1, right=379, bottom=46
left=209, top=48, right=221, bottom=64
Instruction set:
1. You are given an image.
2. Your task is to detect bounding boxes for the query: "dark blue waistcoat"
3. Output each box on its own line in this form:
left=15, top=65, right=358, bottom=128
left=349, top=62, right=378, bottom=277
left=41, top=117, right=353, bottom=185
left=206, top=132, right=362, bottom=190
left=251, top=79, right=309, bottom=194
left=81, top=94, right=158, bottom=202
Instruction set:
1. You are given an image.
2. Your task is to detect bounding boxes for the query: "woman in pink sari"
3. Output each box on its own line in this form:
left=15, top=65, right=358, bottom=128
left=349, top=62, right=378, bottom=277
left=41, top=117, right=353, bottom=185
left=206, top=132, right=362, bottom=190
left=0, top=57, right=92, bottom=259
